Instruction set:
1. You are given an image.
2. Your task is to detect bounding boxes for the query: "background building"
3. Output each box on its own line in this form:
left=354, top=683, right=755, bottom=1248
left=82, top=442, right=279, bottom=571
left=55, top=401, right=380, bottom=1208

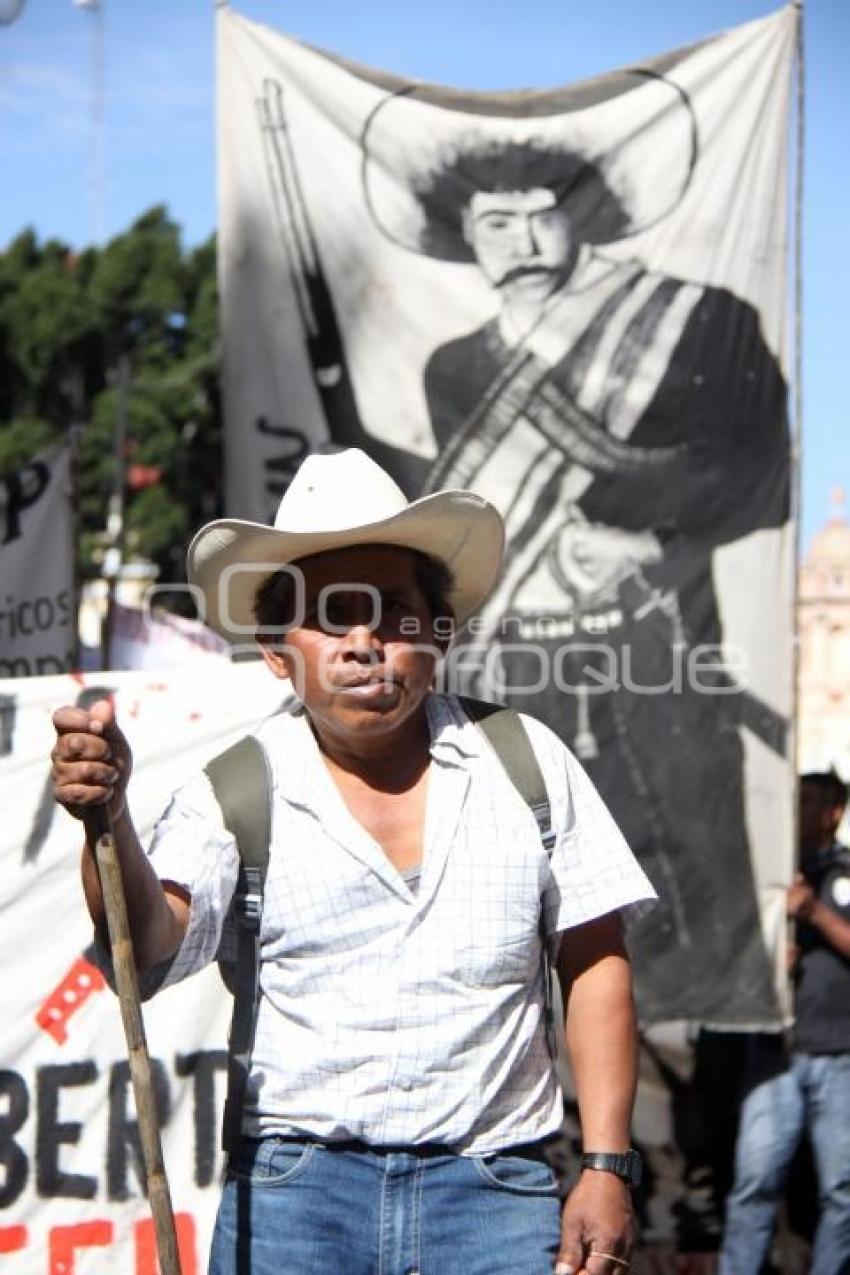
left=797, top=488, right=850, bottom=777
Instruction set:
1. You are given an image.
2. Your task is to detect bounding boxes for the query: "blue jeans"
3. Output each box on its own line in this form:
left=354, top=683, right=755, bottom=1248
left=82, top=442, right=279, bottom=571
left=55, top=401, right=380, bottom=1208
left=208, top=1137, right=562, bottom=1274
left=719, top=1048, right=850, bottom=1275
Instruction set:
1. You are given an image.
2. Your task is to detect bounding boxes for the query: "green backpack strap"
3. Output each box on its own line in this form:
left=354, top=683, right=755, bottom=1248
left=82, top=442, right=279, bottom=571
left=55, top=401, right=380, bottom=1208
left=204, top=734, right=272, bottom=1153
left=458, top=696, right=555, bottom=855
left=458, top=696, right=558, bottom=1057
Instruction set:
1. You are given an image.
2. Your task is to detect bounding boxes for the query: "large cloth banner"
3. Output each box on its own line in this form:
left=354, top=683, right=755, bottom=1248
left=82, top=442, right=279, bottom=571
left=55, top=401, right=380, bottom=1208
left=0, top=445, right=74, bottom=680
left=0, top=664, right=289, bottom=1273
left=217, top=8, right=797, bottom=1024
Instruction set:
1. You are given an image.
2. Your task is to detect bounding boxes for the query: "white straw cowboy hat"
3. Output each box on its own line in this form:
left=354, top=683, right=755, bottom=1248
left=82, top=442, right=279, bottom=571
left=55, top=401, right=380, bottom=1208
left=188, top=448, right=505, bottom=641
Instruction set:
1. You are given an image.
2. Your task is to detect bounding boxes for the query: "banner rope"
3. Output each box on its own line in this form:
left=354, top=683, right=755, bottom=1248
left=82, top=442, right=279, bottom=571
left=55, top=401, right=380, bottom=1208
left=787, top=0, right=805, bottom=1011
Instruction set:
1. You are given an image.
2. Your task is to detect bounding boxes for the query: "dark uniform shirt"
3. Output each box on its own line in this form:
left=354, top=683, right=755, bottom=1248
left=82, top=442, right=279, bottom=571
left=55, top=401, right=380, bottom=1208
left=793, top=841, right=850, bottom=1055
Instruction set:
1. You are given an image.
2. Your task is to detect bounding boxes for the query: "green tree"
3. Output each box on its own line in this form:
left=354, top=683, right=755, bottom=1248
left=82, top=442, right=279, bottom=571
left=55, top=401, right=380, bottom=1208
left=0, top=207, right=222, bottom=590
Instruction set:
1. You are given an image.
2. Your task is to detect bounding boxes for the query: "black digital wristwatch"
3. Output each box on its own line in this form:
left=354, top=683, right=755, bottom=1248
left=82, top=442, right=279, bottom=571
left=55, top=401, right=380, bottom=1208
left=580, top=1149, right=643, bottom=1188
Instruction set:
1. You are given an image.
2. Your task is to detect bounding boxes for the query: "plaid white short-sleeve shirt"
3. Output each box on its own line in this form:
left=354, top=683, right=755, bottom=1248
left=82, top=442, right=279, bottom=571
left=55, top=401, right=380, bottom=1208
left=145, top=693, right=655, bottom=1154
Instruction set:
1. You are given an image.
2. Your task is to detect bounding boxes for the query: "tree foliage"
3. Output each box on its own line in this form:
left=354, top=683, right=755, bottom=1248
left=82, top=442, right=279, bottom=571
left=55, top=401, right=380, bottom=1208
left=0, top=207, right=222, bottom=586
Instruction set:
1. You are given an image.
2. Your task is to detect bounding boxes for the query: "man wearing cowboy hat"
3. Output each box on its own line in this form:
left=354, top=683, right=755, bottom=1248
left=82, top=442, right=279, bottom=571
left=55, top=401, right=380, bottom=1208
left=394, top=134, right=790, bottom=1028
left=52, top=448, right=655, bottom=1275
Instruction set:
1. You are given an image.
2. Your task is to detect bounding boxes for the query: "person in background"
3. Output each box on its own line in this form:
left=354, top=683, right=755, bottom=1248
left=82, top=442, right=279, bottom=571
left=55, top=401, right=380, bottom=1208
left=719, top=770, right=850, bottom=1275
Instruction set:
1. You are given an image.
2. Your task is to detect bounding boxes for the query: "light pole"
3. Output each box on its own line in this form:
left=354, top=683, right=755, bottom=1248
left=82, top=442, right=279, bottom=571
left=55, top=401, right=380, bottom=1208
left=73, top=0, right=106, bottom=245
left=100, top=353, right=129, bottom=670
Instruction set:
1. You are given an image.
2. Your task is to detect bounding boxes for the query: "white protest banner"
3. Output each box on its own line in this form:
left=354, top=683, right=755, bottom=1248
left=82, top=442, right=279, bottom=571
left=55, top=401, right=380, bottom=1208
left=108, top=603, right=231, bottom=671
left=216, top=7, right=796, bottom=1030
left=0, top=662, right=289, bottom=1273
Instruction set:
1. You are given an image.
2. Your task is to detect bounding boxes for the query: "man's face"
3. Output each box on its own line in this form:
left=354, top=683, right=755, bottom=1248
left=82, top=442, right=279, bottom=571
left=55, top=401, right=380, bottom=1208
left=799, top=781, right=844, bottom=851
left=462, top=188, right=574, bottom=294
left=257, top=545, right=441, bottom=751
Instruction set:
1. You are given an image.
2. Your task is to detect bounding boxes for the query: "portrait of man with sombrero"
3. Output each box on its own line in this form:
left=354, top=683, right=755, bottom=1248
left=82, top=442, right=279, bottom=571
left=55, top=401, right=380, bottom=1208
left=359, top=77, right=791, bottom=1025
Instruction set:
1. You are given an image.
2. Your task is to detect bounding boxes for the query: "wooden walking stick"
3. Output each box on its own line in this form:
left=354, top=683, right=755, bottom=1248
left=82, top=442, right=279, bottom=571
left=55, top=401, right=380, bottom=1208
left=87, top=806, right=183, bottom=1275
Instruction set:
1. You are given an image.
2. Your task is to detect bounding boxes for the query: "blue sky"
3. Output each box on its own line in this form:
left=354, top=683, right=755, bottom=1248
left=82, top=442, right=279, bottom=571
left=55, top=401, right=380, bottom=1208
left=0, top=0, right=845, bottom=551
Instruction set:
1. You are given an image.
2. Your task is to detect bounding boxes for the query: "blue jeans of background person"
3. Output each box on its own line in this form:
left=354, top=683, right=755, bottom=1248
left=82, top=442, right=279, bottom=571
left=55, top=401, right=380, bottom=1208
left=719, top=1049, right=850, bottom=1275
left=208, top=1137, right=562, bottom=1275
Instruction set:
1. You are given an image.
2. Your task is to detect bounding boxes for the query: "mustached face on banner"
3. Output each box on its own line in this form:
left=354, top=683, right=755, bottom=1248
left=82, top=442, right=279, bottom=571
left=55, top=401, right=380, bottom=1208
left=360, top=71, right=698, bottom=268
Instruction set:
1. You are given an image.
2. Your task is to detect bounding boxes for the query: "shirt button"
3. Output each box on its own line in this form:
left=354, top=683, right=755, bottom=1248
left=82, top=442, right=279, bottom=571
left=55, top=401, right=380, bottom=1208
left=399, top=1078, right=413, bottom=1091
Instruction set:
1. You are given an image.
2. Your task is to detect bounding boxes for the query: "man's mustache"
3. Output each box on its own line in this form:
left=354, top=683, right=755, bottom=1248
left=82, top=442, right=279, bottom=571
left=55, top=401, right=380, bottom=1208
left=497, top=264, right=562, bottom=286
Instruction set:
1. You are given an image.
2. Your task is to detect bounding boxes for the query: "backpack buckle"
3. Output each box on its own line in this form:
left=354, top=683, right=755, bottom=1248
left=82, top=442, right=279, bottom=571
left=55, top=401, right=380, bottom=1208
left=532, top=802, right=556, bottom=855
left=234, top=866, right=263, bottom=933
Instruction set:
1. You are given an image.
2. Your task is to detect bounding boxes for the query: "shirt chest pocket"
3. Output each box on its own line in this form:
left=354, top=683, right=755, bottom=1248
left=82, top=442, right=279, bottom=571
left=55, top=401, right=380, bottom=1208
left=458, top=926, right=542, bottom=989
